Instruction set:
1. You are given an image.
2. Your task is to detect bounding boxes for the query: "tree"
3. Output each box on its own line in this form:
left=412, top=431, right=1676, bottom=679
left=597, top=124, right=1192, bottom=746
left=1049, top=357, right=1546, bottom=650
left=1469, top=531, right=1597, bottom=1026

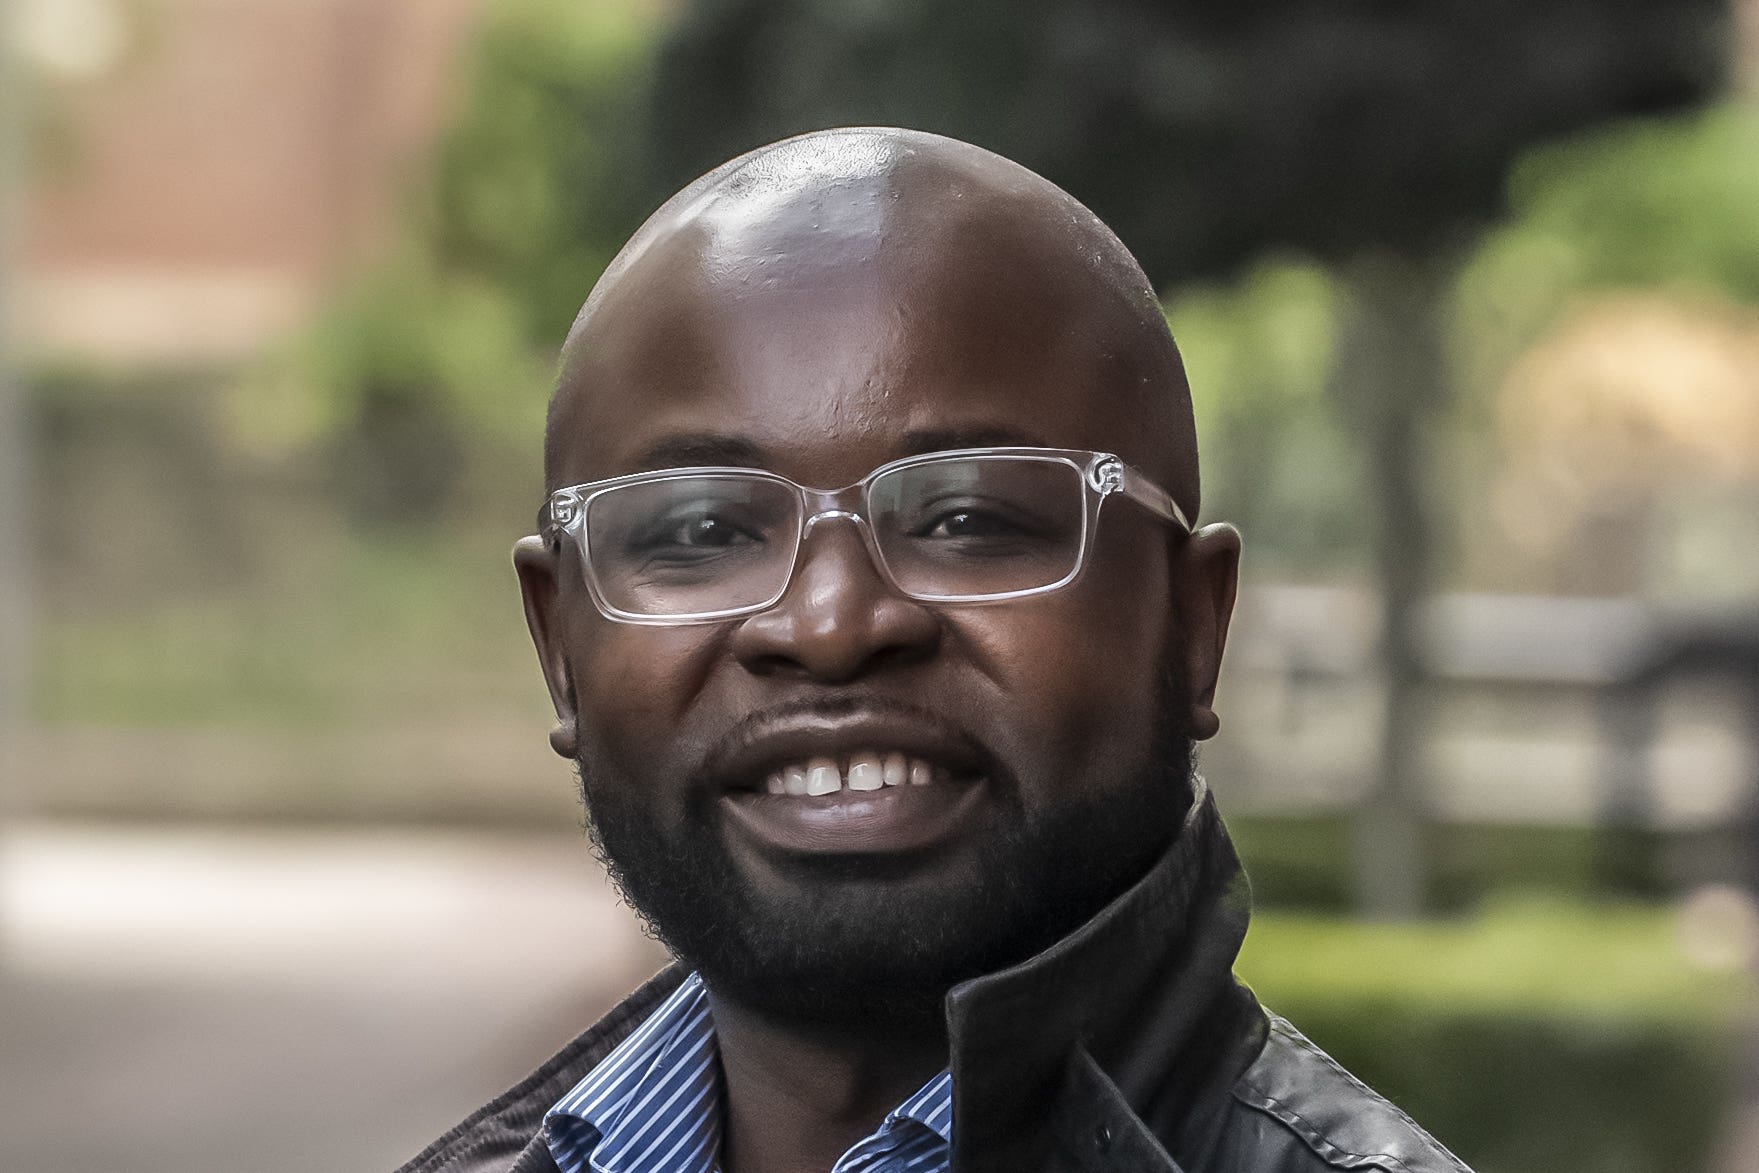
left=261, top=0, right=664, bottom=521
left=647, top=0, right=1730, bottom=915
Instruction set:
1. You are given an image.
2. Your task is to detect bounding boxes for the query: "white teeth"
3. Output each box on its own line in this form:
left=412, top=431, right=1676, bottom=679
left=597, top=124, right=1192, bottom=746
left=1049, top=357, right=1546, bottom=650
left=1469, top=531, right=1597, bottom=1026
left=805, top=757, right=840, bottom=796
left=846, top=753, right=884, bottom=791
left=759, top=752, right=945, bottom=796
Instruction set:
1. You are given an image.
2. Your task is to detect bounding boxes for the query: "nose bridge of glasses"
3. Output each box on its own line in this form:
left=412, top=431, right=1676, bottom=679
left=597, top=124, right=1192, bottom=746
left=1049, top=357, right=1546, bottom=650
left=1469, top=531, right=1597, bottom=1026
left=786, top=483, right=897, bottom=593
left=802, top=508, right=864, bottom=532
left=799, top=482, right=869, bottom=532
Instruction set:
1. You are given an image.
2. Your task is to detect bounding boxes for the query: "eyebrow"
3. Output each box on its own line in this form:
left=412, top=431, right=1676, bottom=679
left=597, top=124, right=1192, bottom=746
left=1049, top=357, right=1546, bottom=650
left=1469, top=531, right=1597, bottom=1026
left=631, top=427, right=1052, bottom=473
left=899, top=426, right=1052, bottom=454
left=630, top=434, right=770, bottom=471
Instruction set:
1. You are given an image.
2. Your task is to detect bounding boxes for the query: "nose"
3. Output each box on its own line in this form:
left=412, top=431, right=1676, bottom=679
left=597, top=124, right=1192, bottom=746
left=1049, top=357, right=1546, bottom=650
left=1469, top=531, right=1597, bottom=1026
left=729, top=515, right=941, bottom=682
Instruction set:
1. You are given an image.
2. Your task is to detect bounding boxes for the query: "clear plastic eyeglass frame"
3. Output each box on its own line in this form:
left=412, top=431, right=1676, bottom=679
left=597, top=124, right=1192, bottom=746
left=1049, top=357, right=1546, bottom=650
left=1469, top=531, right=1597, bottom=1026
left=538, top=446, right=1193, bottom=625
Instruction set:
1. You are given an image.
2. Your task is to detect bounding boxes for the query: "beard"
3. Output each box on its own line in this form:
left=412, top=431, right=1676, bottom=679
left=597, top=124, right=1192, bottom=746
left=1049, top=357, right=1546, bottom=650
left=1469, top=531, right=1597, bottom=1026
left=577, top=707, right=1194, bottom=1039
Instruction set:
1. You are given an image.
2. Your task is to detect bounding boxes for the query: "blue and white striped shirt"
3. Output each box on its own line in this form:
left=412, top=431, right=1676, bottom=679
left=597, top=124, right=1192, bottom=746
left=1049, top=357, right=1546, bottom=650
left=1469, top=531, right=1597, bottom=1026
left=545, top=973, right=953, bottom=1173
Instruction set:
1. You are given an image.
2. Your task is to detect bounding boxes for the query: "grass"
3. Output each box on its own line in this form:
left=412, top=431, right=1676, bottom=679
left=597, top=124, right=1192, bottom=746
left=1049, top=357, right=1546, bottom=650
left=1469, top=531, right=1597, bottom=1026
left=1238, top=894, right=1751, bottom=1027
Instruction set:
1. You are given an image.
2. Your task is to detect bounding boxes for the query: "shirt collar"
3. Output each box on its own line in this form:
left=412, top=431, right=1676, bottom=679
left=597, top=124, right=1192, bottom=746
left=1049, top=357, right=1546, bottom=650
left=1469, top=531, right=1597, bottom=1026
left=545, top=974, right=721, bottom=1173
left=889, top=1069, right=955, bottom=1142
left=544, top=974, right=956, bottom=1173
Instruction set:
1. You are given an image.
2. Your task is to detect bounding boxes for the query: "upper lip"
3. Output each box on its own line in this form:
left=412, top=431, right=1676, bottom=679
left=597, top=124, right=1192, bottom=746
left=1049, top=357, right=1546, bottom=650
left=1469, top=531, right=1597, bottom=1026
left=700, top=703, right=994, bottom=793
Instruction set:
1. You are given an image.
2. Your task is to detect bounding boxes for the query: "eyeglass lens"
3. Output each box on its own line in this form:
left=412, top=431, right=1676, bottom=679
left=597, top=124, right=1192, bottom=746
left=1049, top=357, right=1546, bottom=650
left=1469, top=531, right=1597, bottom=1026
left=582, top=456, right=1087, bottom=617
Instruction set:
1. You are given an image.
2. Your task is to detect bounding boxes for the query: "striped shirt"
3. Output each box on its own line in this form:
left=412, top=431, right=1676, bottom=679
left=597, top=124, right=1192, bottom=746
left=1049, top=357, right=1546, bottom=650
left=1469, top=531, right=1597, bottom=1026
left=544, top=973, right=953, bottom=1173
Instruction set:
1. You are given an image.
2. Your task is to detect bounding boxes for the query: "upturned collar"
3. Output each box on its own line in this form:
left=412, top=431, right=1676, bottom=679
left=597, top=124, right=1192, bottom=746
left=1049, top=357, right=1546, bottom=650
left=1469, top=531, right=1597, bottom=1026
left=944, top=779, right=1263, bottom=1172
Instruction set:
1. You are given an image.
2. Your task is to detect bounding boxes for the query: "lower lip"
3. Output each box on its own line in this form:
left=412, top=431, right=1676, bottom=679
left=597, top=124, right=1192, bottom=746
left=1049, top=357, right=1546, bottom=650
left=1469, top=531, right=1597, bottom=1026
left=720, top=778, right=989, bottom=858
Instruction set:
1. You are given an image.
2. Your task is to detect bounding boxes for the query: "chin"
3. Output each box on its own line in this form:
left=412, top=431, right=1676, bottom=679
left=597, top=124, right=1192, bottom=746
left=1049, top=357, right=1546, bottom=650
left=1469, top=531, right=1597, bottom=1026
left=577, top=735, right=1193, bottom=1032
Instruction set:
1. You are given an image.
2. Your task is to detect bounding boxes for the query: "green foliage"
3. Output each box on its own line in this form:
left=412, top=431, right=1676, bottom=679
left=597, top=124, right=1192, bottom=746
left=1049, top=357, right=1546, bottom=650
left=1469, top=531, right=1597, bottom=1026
left=1280, top=1007, right=1731, bottom=1173
left=249, top=247, right=542, bottom=455
left=422, top=0, right=659, bottom=343
left=1231, top=815, right=1605, bottom=912
left=256, top=0, right=662, bottom=520
left=1242, top=898, right=1744, bottom=1023
left=1166, top=259, right=1368, bottom=573
left=1458, top=102, right=1759, bottom=398
left=1176, top=103, right=1759, bottom=578
left=1509, top=104, right=1759, bottom=298
left=31, top=369, right=541, bottom=728
left=1239, top=901, right=1747, bottom=1173
left=34, top=522, right=541, bottom=728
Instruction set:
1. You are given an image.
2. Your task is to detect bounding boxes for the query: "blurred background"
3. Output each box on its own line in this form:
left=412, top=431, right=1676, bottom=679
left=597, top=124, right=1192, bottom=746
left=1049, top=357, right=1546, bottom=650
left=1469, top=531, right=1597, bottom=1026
left=3, top=1, right=1758, bottom=1170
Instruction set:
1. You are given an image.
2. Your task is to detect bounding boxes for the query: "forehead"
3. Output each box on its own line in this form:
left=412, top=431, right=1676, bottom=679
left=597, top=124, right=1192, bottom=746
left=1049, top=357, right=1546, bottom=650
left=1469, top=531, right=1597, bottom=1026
left=550, top=172, right=1168, bottom=488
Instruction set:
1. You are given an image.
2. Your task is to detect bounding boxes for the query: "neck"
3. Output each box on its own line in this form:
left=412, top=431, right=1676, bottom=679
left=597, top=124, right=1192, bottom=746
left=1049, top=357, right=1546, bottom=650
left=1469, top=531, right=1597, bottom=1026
left=708, top=989, right=948, bottom=1173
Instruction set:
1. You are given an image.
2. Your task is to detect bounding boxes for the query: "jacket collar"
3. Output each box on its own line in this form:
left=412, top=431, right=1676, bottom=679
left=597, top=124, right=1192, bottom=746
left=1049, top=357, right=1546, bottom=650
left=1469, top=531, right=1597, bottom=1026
left=944, top=779, right=1262, bottom=1173
left=427, top=780, right=1259, bottom=1173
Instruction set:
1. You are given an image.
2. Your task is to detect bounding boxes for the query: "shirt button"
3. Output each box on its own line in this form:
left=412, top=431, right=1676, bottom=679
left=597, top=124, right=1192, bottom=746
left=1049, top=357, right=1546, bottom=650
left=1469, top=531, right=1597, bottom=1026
left=1094, top=1123, right=1113, bottom=1154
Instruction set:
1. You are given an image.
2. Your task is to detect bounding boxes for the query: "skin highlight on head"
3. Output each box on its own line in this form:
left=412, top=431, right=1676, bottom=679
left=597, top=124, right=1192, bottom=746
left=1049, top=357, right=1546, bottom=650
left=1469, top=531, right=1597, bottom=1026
left=514, top=127, right=1239, bottom=1173
left=546, top=127, right=1199, bottom=512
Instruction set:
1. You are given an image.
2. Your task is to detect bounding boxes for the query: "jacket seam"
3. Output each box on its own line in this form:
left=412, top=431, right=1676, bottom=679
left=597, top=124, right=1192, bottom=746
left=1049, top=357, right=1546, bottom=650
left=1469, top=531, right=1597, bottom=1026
left=1232, top=1019, right=1471, bottom=1173
left=1231, top=1083, right=1417, bottom=1172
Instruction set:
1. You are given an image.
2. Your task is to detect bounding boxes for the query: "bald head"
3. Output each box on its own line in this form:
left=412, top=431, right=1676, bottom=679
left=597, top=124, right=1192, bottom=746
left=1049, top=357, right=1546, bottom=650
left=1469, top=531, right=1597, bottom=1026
left=548, top=128, right=1199, bottom=516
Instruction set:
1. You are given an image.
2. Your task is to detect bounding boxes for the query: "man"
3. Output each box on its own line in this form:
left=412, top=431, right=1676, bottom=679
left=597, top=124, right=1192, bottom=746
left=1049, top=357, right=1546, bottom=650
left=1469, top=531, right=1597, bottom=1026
left=399, top=128, right=1472, bottom=1173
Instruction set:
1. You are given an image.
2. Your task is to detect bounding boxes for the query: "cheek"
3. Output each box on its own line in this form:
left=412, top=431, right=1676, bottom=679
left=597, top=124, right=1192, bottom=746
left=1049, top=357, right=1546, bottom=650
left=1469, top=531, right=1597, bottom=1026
left=569, top=620, right=717, bottom=765
left=962, top=548, right=1173, bottom=791
left=1066, top=531, right=1175, bottom=698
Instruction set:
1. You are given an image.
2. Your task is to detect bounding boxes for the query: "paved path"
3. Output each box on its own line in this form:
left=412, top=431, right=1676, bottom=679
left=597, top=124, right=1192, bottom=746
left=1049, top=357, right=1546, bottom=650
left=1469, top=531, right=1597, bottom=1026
left=0, top=822, right=668, bottom=1173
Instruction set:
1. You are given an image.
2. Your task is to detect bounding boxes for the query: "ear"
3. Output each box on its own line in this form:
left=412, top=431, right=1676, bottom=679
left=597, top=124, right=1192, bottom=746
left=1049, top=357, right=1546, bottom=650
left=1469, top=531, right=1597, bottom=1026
left=514, top=536, right=579, bottom=760
left=1173, top=523, right=1241, bottom=741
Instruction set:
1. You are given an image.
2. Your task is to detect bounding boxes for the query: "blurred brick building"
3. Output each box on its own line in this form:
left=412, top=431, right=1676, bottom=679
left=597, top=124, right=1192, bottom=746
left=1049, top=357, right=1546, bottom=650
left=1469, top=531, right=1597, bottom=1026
left=21, top=0, right=483, bottom=363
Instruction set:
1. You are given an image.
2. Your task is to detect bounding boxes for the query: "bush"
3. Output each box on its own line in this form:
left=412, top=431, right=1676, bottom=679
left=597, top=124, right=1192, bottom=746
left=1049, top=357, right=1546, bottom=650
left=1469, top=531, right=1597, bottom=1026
left=1238, top=900, right=1747, bottom=1173
left=246, top=0, right=665, bottom=524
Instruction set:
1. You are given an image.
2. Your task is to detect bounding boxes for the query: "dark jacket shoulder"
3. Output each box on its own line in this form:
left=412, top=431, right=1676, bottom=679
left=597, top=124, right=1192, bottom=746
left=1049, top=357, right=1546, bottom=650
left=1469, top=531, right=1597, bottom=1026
left=396, top=968, right=686, bottom=1173
left=1214, top=1013, right=1472, bottom=1173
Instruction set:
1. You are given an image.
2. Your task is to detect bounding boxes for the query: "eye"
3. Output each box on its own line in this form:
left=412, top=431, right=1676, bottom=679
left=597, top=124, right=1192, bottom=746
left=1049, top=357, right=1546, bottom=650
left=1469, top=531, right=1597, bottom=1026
left=628, top=506, right=765, bottom=558
left=921, top=508, right=1032, bottom=539
left=912, top=497, right=1051, bottom=543
left=657, top=514, right=759, bottom=550
left=662, top=513, right=754, bottom=548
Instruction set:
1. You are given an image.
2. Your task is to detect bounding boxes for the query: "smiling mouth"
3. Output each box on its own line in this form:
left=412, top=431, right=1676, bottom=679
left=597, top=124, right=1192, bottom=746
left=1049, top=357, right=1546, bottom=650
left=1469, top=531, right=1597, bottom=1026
left=704, top=705, right=998, bottom=857
left=757, top=749, right=956, bottom=795
left=719, top=748, right=989, bottom=857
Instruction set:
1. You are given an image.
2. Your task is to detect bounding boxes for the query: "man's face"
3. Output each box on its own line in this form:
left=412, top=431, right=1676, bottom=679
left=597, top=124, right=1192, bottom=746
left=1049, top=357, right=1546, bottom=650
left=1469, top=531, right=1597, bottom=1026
left=520, top=187, right=1234, bottom=1033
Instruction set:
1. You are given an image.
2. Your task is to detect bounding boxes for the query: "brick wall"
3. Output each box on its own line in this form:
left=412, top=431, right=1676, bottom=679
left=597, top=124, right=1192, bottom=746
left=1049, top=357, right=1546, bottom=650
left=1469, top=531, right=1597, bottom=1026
left=23, top=0, right=483, bottom=361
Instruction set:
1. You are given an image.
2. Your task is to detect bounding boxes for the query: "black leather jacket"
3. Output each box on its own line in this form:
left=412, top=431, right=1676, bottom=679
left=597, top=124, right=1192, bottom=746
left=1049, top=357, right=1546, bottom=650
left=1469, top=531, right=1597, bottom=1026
left=396, top=784, right=1473, bottom=1173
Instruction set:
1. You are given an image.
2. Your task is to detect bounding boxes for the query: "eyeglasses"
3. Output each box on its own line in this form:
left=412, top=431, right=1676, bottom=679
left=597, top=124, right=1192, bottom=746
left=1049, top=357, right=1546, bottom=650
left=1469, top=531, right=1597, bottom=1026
left=540, top=447, right=1191, bottom=625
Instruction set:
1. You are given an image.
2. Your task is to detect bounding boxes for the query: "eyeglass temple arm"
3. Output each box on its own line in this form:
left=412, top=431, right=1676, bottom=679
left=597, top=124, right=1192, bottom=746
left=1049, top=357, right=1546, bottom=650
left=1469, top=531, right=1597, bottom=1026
left=1115, top=463, right=1192, bottom=533
left=538, top=495, right=571, bottom=547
